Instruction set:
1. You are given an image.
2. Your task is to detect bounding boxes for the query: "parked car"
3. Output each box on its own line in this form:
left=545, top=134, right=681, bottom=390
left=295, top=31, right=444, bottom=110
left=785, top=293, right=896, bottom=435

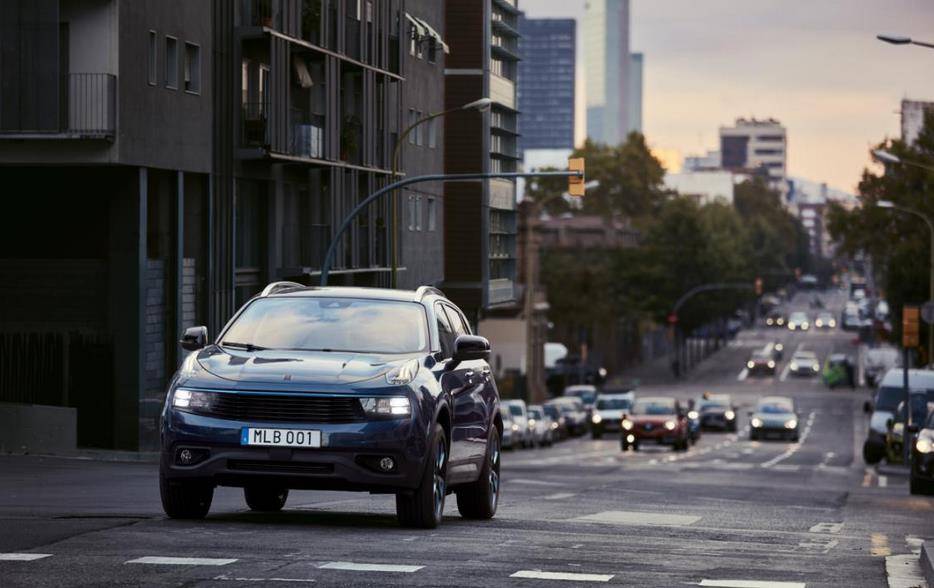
left=542, top=401, right=569, bottom=440
left=749, top=396, right=799, bottom=441
left=590, top=392, right=635, bottom=439
left=746, top=349, right=777, bottom=376
left=551, top=396, right=588, bottom=436
left=620, top=396, right=690, bottom=452
left=789, top=351, right=820, bottom=377
left=502, top=399, right=532, bottom=448
left=814, top=312, right=836, bottom=329
left=863, top=346, right=900, bottom=389
left=526, top=404, right=555, bottom=447
left=695, top=393, right=737, bottom=432
left=564, top=384, right=598, bottom=415
left=500, top=406, right=519, bottom=450
left=787, top=311, right=810, bottom=331
left=910, top=409, right=934, bottom=495
left=864, top=369, right=934, bottom=465
left=159, top=283, right=500, bottom=529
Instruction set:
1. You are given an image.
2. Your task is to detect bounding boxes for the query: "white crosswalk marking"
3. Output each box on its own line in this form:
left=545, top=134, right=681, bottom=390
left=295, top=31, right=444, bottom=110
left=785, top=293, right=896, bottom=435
left=699, top=581, right=806, bottom=588
left=126, top=556, right=237, bottom=566
left=0, top=553, right=52, bottom=561
left=576, top=510, right=700, bottom=526
left=510, top=570, right=614, bottom=582
left=318, top=562, right=423, bottom=573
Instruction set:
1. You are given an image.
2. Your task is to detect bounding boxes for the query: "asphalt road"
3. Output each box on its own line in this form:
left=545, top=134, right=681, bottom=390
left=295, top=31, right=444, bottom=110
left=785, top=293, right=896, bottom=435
left=0, top=290, right=931, bottom=587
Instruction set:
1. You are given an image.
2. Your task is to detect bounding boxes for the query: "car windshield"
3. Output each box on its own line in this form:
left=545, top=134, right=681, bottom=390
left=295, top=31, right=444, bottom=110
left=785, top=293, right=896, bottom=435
left=222, top=297, right=428, bottom=354
left=528, top=408, right=543, bottom=419
left=794, top=353, right=816, bottom=361
left=758, top=402, right=792, bottom=414
left=596, top=397, right=631, bottom=410
left=752, top=351, right=770, bottom=359
left=508, top=404, right=524, bottom=417
left=632, top=399, right=676, bottom=415
left=543, top=405, right=559, bottom=418
left=566, top=389, right=596, bottom=403
left=875, top=386, right=906, bottom=412
left=699, top=400, right=727, bottom=411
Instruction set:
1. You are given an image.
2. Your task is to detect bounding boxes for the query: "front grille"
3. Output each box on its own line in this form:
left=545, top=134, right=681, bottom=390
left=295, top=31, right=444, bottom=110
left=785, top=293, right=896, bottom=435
left=228, top=460, right=334, bottom=475
left=200, top=393, right=365, bottom=423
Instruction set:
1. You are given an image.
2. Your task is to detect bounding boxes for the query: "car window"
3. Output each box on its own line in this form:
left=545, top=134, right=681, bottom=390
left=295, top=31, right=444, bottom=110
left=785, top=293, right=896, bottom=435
left=631, top=399, right=676, bottom=415
left=222, top=297, right=428, bottom=354
left=596, top=397, right=631, bottom=410
left=758, top=402, right=792, bottom=414
left=434, top=303, right=456, bottom=359
left=528, top=408, right=543, bottom=419
left=442, top=304, right=471, bottom=336
left=508, top=404, right=523, bottom=417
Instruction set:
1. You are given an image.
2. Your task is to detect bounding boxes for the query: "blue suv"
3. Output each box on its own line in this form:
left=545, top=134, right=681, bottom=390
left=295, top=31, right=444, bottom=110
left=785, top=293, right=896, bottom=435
left=160, top=283, right=502, bottom=528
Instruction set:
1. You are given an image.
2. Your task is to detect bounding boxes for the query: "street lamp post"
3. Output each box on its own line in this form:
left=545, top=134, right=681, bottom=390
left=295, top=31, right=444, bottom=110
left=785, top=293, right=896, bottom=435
left=872, top=149, right=934, bottom=174
left=877, top=199, right=934, bottom=364
left=388, top=98, right=493, bottom=288
left=877, top=33, right=934, bottom=50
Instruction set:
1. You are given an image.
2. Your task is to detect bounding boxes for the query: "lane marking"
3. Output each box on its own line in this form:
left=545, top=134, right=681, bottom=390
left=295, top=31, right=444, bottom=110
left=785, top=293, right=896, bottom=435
left=0, top=553, right=53, bottom=561
left=737, top=368, right=749, bottom=382
left=507, top=478, right=566, bottom=487
left=906, top=535, right=924, bottom=555
left=808, top=522, right=843, bottom=534
left=878, top=475, right=888, bottom=488
left=510, top=570, right=613, bottom=582
left=544, top=492, right=577, bottom=501
left=871, top=533, right=891, bottom=557
left=885, top=554, right=926, bottom=588
left=318, top=562, right=423, bottom=573
left=126, top=556, right=237, bottom=566
left=214, top=576, right=316, bottom=584
left=576, top=510, right=701, bottom=527
left=699, top=581, right=805, bottom=588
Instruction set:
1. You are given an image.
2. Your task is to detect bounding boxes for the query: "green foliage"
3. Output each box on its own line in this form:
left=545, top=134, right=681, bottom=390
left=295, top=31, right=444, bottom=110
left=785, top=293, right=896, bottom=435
left=826, top=110, right=934, bottom=340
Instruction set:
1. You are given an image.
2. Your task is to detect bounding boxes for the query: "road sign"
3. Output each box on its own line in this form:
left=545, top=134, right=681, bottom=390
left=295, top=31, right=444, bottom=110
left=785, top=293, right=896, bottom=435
left=922, top=301, right=934, bottom=325
left=903, top=306, right=920, bottom=348
left=568, top=158, right=585, bottom=197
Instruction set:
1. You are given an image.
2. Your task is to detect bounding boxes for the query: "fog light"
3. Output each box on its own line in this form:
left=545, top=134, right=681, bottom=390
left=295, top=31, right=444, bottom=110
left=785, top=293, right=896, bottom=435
left=175, top=447, right=208, bottom=466
left=379, top=457, right=395, bottom=472
left=179, top=449, right=193, bottom=465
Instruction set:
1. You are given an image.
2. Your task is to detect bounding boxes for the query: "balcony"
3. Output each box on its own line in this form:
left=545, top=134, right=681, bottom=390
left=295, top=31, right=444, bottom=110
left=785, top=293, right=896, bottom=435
left=0, top=74, right=116, bottom=139
left=489, top=74, right=516, bottom=110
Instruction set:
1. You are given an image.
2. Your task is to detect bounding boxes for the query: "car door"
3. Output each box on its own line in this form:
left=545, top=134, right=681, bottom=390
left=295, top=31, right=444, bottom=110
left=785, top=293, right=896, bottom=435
left=442, top=303, right=491, bottom=466
left=430, top=302, right=476, bottom=476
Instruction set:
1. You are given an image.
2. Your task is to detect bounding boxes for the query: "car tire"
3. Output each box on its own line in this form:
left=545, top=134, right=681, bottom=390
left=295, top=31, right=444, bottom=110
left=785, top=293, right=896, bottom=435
left=396, top=423, right=448, bottom=529
left=456, top=428, right=501, bottom=520
left=244, top=487, right=289, bottom=512
left=160, top=471, right=213, bottom=519
left=909, top=475, right=934, bottom=496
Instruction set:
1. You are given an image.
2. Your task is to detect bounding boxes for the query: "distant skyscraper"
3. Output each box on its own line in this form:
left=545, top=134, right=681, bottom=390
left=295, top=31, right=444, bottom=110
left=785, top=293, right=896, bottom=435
left=517, top=16, right=576, bottom=153
left=628, top=52, right=643, bottom=134
left=719, top=117, right=787, bottom=190
left=584, top=0, right=631, bottom=145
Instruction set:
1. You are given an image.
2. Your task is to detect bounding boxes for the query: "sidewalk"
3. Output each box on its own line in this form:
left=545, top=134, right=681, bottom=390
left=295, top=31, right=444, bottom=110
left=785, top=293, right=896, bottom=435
left=2, top=448, right=159, bottom=464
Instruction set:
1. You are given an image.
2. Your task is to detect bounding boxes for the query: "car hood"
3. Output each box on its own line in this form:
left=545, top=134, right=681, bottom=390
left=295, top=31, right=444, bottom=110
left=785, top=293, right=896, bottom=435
left=630, top=415, right=676, bottom=425
left=195, top=345, right=412, bottom=385
left=753, top=413, right=796, bottom=427
left=597, top=409, right=626, bottom=420
left=869, top=410, right=894, bottom=435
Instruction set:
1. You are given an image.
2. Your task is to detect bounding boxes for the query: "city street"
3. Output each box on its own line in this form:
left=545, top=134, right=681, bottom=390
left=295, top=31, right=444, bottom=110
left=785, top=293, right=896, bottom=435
left=0, top=292, right=930, bottom=587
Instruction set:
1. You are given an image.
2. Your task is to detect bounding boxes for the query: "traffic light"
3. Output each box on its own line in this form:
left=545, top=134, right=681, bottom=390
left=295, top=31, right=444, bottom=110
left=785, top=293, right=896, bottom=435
left=754, top=277, right=763, bottom=296
left=568, top=158, right=585, bottom=197
left=903, top=306, right=920, bottom=348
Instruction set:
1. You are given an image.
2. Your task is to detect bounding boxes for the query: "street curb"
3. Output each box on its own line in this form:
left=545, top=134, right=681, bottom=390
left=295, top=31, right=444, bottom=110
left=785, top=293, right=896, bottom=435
left=922, top=541, right=934, bottom=588
left=2, top=449, right=160, bottom=464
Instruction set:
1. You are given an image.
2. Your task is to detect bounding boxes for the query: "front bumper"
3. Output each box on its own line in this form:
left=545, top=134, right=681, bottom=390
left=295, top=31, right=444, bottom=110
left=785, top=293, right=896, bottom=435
left=700, top=415, right=735, bottom=430
left=625, top=427, right=681, bottom=444
left=753, top=425, right=797, bottom=439
left=161, top=409, right=427, bottom=493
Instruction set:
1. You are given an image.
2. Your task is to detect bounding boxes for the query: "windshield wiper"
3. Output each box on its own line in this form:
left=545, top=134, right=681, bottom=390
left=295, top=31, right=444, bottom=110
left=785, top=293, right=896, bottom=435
left=222, top=341, right=268, bottom=351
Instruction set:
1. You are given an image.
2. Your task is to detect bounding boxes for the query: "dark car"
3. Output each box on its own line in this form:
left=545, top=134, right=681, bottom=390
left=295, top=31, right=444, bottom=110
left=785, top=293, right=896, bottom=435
left=910, top=408, right=934, bottom=495
left=160, top=283, right=501, bottom=529
left=746, top=349, right=776, bottom=376
left=696, top=393, right=737, bottom=432
left=765, top=309, right=785, bottom=328
left=620, top=396, right=690, bottom=452
left=750, top=396, right=799, bottom=441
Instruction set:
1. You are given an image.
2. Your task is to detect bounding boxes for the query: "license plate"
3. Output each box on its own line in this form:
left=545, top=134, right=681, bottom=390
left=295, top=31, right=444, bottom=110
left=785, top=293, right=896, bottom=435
left=240, top=427, right=321, bottom=448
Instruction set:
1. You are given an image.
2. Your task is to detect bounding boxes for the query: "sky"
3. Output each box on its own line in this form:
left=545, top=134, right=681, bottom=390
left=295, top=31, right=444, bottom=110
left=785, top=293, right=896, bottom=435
left=520, top=0, right=934, bottom=193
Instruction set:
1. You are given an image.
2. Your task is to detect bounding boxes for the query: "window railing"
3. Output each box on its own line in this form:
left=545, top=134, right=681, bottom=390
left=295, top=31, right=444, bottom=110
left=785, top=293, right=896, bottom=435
left=241, top=102, right=269, bottom=147
left=292, top=122, right=325, bottom=159
left=0, top=73, right=116, bottom=138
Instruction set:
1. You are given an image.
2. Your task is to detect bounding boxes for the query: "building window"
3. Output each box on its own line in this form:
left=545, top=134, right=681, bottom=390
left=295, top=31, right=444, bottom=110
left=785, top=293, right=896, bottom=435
left=415, top=111, right=423, bottom=146
left=365, top=1, right=373, bottom=22
left=409, top=24, right=417, bottom=56
left=148, top=31, right=157, bottom=86
left=184, top=42, right=201, bottom=94
left=427, top=39, right=437, bottom=64
left=407, top=194, right=416, bottom=231
left=428, top=118, right=437, bottom=148
left=165, top=36, right=178, bottom=89
left=427, top=197, right=436, bottom=231
left=415, top=195, right=422, bottom=231
left=408, top=109, right=417, bottom=144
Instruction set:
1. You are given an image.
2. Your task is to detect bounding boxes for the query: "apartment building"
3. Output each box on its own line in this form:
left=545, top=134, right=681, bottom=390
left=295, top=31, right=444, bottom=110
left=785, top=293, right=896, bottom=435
left=719, top=117, right=787, bottom=189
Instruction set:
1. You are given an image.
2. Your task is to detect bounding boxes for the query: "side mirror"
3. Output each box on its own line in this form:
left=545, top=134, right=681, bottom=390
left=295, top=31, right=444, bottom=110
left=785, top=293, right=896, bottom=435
left=180, top=326, right=208, bottom=351
left=447, top=335, right=491, bottom=369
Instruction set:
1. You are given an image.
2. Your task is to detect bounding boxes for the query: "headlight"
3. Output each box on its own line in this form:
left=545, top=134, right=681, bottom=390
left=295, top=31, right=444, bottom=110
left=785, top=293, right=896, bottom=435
left=511, top=423, right=520, bottom=432
left=591, top=414, right=602, bottom=424
left=775, top=343, right=783, bottom=351
left=551, top=422, right=559, bottom=429
left=559, top=416, right=567, bottom=425
left=815, top=320, right=823, bottom=327
left=528, top=419, right=537, bottom=427
left=622, top=419, right=634, bottom=430
left=788, top=323, right=796, bottom=330
left=688, top=410, right=699, bottom=420
left=785, top=419, right=798, bottom=429
left=751, top=417, right=763, bottom=428
left=777, top=318, right=784, bottom=325
left=766, top=318, right=774, bottom=325
left=747, top=361, right=755, bottom=369
left=917, top=432, right=934, bottom=454
left=725, top=410, right=735, bottom=420
left=812, top=365, right=820, bottom=372
left=385, top=358, right=420, bottom=385
left=664, top=420, right=677, bottom=431
left=790, top=362, right=799, bottom=371
left=767, top=361, right=775, bottom=369
left=829, top=320, right=836, bottom=328
left=802, top=322, right=809, bottom=330
left=172, top=388, right=213, bottom=411
left=361, top=396, right=411, bottom=416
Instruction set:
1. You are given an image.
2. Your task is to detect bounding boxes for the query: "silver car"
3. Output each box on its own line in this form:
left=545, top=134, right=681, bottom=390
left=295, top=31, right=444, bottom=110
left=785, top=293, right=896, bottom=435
left=590, top=392, right=635, bottom=439
left=503, top=399, right=532, bottom=448
left=527, top=405, right=555, bottom=447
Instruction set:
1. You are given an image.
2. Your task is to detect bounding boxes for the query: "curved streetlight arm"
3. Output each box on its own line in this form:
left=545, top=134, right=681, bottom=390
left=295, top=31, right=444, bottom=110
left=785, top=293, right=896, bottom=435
left=320, top=170, right=582, bottom=286
left=883, top=202, right=934, bottom=236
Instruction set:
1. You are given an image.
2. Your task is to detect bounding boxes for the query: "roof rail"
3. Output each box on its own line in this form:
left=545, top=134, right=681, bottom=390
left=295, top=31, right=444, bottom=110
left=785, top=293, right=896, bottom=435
left=260, top=281, right=307, bottom=297
left=415, top=285, right=445, bottom=301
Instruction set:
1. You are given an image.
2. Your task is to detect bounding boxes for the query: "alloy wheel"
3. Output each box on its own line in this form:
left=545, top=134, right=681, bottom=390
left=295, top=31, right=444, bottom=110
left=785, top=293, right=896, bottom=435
left=488, top=437, right=501, bottom=511
left=433, top=438, right=447, bottom=520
